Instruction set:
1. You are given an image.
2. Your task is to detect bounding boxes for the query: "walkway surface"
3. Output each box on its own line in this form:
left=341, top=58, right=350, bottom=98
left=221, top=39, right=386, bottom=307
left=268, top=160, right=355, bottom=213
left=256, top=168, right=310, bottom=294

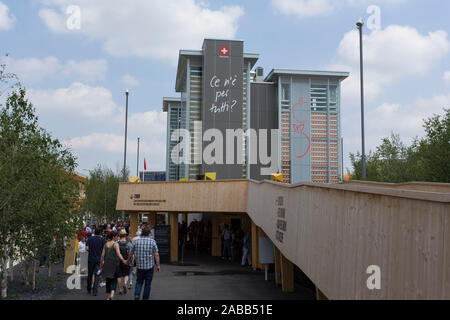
left=53, top=252, right=316, bottom=300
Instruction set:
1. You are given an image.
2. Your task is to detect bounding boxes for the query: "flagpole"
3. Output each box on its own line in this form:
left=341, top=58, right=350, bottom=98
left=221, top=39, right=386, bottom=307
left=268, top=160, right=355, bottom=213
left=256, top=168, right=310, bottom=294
left=137, top=137, right=140, bottom=179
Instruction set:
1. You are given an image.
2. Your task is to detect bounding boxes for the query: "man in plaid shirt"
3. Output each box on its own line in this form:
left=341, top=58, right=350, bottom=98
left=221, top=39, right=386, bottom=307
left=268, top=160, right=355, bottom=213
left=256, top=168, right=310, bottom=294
left=127, top=227, right=160, bottom=300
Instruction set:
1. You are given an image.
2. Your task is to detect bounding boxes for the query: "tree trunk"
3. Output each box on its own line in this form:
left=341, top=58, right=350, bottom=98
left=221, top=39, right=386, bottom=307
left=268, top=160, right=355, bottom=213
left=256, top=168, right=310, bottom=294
left=22, top=260, right=31, bottom=286
left=7, top=258, right=13, bottom=281
left=48, top=264, right=52, bottom=278
left=31, top=259, right=37, bottom=291
left=9, top=267, right=13, bottom=281
left=0, top=257, right=8, bottom=299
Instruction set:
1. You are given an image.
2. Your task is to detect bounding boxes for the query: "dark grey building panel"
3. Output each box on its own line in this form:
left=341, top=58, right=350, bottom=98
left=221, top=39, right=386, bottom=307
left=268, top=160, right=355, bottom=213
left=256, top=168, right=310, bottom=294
left=202, top=39, right=244, bottom=179
left=250, top=82, right=278, bottom=181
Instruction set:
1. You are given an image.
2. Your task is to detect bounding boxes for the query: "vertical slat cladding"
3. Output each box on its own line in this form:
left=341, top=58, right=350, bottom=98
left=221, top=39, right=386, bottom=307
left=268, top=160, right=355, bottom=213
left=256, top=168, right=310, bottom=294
left=310, top=81, right=339, bottom=183
left=242, top=72, right=248, bottom=178
left=281, top=111, right=290, bottom=183
left=189, top=66, right=202, bottom=179
left=245, top=181, right=450, bottom=300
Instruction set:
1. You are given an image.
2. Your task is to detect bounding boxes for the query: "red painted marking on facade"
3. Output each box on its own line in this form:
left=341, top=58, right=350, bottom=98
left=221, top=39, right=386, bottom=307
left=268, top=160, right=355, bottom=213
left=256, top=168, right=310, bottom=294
left=292, top=97, right=311, bottom=159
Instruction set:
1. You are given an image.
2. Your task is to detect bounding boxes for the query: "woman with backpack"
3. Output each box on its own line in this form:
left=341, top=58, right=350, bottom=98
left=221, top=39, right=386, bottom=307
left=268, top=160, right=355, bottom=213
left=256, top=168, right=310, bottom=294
left=100, top=231, right=128, bottom=300
left=117, top=229, right=133, bottom=295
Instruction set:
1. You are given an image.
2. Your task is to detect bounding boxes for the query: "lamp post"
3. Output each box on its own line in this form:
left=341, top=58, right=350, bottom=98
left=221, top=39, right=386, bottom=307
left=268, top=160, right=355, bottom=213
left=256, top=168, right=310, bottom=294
left=137, top=137, right=140, bottom=179
left=357, top=18, right=367, bottom=180
left=122, top=89, right=129, bottom=220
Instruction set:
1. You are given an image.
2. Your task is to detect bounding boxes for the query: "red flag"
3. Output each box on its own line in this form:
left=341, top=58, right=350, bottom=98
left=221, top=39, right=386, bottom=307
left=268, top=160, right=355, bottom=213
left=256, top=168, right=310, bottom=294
left=144, top=157, right=147, bottom=170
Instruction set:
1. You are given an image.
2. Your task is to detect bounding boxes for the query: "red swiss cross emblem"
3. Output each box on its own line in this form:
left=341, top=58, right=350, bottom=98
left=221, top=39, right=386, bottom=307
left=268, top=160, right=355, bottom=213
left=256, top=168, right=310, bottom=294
left=219, top=46, right=230, bottom=56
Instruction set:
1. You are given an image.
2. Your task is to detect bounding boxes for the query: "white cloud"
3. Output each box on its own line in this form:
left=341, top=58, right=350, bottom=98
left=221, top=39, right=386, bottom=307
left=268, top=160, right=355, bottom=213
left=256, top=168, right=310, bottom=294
left=444, top=71, right=450, bottom=86
left=346, top=0, right=407, bottom=6
left=128, top=110, right=167, bottom=137
left=63, top=111, right=167, bottom=171
left=2, top=56, right=108, bottom=84
left=38, top=0, right=244, bottom=64
left=28, top=82, right=120, bottom=118
left=66, top=133, right=126, bottom=153
left=0, top=1, right=15, bottom=30
left=342, top=94, right=450, bottom=165
left=272, top=0, right=408, bottom=18
left=2, top=56, right=61, bottom=83
left=121, top=74, right=139, bottom=87
left=329, top=25, right=450, bottom=104
left=28, top=81, right=167, bottom=170
left=63, top=59, right=108, bottom=82
left=271, top=0, right=333, bottom=17
left=367, top=94, right=450, bottom=146
left=65, top=132, right=166, bottom=157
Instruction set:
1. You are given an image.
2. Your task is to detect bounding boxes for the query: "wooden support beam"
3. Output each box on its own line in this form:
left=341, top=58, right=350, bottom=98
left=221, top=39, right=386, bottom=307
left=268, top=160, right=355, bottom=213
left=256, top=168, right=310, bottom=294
left=148, top=212, right=156, bottom=228
left=316, top=287, right=328, bottom=300
left=280, top=253, right=294, bottom=293
left=274, top=246, right=281, bottom=286
left=63, top=238, right=77, bottom=273
left=251, top=221, right=260, bottom=269
left=129, top=212, right=138, bottom=238
left=211, top=214, right=221, bottom=257
left=256, top=226, right=264, bottom=269
left=169, top=212, right=178, bottom=262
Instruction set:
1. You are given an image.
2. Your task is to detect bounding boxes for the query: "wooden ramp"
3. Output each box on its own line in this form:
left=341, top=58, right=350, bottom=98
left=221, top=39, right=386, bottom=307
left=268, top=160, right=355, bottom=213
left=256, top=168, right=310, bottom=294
left=116, top=179, right=450, bottom=300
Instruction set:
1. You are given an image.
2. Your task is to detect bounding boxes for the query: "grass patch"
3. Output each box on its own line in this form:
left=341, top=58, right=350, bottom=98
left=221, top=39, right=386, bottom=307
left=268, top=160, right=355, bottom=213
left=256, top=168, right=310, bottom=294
left=9, top=292, right=21, bottom=298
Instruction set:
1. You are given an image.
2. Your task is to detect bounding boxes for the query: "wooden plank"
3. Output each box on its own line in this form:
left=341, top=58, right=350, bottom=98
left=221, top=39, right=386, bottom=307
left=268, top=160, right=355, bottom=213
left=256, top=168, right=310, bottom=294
left=274, top=245, right=281, bottom=286
left=251, top=221, right=260, bottom=270
left=169, top=212, right=178, bottom=262
left=149, top=212, right=156, bottom=228
left=316, top=287, right=328, bottom=300
left=280, top=253, right=294, bottom=293
left=63, top=238, right=77, bottom=274
left=212, top=214, right=221, bottom=257
left=257, top=227, right=264, bottom=269
left=129, top=212, right=138, bottom=238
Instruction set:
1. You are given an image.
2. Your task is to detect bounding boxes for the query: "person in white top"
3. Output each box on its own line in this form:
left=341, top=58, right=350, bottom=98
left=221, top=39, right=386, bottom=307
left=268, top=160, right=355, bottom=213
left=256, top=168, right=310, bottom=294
left=132, top=230, right=141, bottom=243
left=130, top=230, right=141, bottom=287
left=78, top=237, right=87, bottom=253
left=150, top=227, right=155, bottom=239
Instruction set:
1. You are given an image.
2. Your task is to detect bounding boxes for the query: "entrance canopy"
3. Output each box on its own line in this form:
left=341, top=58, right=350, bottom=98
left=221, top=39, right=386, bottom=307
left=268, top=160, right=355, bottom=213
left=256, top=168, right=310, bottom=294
left=115, top=179, right=450, bottom=300
left=116, top=179, right=249, bottom=213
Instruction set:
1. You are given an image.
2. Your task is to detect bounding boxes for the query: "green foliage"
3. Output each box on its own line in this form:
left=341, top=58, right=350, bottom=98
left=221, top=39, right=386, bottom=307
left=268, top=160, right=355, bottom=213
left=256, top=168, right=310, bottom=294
left=0, top=88, right=82, bottom=297
left=350, top=109, right=450, bottom=183
left=416, top=109, right=450, bottom=182
left=84, top=166, right=122, bottom=222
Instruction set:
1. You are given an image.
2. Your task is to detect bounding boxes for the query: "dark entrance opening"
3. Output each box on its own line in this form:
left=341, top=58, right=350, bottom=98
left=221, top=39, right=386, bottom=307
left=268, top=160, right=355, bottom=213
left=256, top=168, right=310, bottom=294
left=178, top=214, right=212, bottom=263
left=231, top=219, right=241, bottom=231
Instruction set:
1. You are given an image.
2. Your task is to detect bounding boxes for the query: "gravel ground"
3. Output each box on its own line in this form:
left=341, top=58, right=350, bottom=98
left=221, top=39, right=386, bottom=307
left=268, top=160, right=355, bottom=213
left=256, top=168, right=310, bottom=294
left=2, top=261, right=69, bottom=300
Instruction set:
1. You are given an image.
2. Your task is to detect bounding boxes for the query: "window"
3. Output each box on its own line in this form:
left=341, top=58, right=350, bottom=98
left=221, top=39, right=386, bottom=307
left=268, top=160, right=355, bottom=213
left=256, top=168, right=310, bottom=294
left=281, top=83, right=290, bottom=102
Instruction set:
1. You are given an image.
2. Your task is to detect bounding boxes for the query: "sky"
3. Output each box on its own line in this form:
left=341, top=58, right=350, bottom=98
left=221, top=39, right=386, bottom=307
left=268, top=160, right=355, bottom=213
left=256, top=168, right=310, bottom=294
left=1, top=0, right=449, bottom=177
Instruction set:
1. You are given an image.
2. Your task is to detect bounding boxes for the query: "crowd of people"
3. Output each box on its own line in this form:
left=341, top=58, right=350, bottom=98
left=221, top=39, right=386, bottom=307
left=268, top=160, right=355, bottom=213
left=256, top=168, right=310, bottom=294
left=79, top=221, right=160, bottom=300
left=177, top=218, right=252, bottom=267
left=220, top=224, right=252, bottom=266
left=76, top=218, right=253, bottom=300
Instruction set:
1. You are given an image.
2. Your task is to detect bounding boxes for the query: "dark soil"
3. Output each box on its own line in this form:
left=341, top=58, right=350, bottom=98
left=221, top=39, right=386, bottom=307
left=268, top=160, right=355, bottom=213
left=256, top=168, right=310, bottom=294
left=1, top=261, right=69, bottom=300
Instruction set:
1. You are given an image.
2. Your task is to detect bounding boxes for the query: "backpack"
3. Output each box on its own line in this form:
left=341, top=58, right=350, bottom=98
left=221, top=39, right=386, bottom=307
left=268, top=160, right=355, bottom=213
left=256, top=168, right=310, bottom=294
left=119, top=241, right=129, bottom=260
